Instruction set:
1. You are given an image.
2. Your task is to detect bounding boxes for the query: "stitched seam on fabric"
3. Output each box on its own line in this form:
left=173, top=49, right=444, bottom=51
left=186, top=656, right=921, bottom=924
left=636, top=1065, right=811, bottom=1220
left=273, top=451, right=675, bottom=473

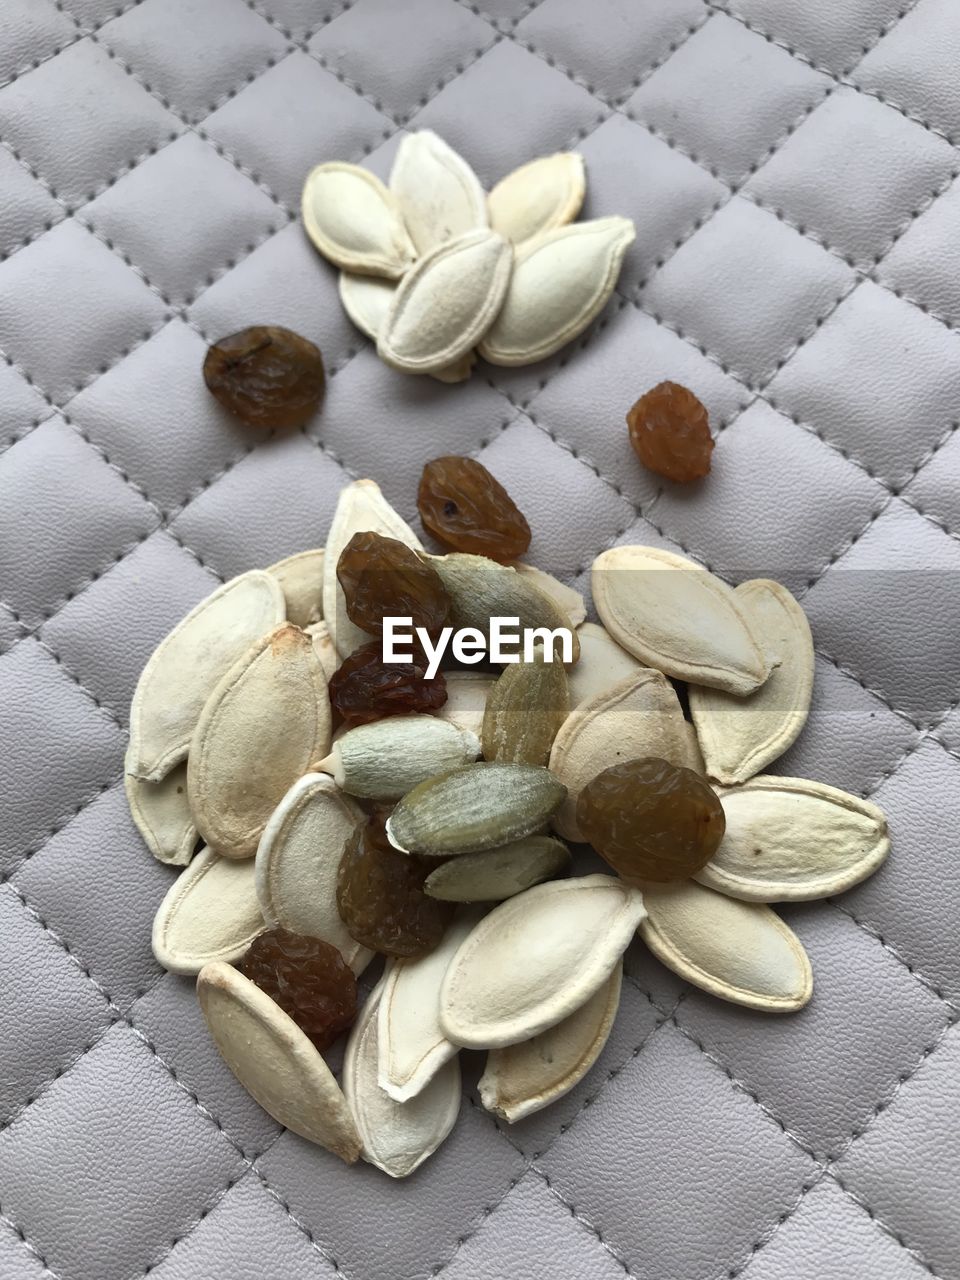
left=0, top=0, right=148, bottom=94
left=829, top=1171, right=948, bottom=1279
left=533, top=1167, right=641, bottom=1278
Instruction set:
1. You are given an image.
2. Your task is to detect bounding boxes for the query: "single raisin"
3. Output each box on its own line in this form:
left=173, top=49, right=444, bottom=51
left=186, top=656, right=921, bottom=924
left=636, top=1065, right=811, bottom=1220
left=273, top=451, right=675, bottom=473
left=336, top=531, right=450, bottom=636
left=203, top=326, right=325, bottom=428
left=576, top=757, right=725, bottom=883
left=418, top=456, right=531, bottom=562
left=330, top=640, right=447, bottom=726
left=627, top=381, right=713, bottom=483
left=337, top=813, right=454, bottom=957
left=238, top=927, right=357, bottom=1050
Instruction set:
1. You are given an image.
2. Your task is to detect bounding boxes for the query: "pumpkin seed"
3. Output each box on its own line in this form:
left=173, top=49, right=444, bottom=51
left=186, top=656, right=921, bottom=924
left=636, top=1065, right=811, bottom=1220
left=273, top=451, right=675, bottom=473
left=127, top=570, right=284, bottom=782
left=512, top=563, right=587, bottom=628
left=378, top=229, right=512, bottom=374
left=424, top=835, right=570, bottom=902
left=488, top=152, right=586, bottom=248
left=567, top=622, right=644, bottom=707
left=433, top=671, right=496, bottom=737
left=390, top=130, right=487, bottom=254
left=439, top=874, right=645, bottom=1048
left=344, top=980, right=461, bottom=1177
left=479, top=217, right=635, bottom=366
left=699, top=776, right=890, bottom=902
left=428, top=350, right=476, bottom=383
left=338, top=272, right=396, bottom=341
left=689, top=579, right=814, bottom=784
left=378, top=911, right=480, bottom=1102
left=316, top=715, right=480, bottom=801
left=188, top=624, right=331, bottom=858
left=125, top=763, right=196, bottom=866
left=302, top=162, right=415, bottom=279
left=548, top=669, right=695, bottom=840
left=254, top=772, right=372, bottom=973
left=198, top=961, right=361, bottom=1161
left=323, top=478, right=425, bottom=658
left=639, top=880, right=812, bottom=1013
left=482, top=645, right=569, bottom=765
left=479, top=961, right=621, bottom=1123
left=387, top=762, right=567, bottom=858
left=152, top=848, right=263, bottom=974
left=305, top=619, right=339, bottom=682
left=592, top=545, right=770, bottom=695
left=430, top=553, right=580, bottom=664
left=266, top=549, right=325, bottom=628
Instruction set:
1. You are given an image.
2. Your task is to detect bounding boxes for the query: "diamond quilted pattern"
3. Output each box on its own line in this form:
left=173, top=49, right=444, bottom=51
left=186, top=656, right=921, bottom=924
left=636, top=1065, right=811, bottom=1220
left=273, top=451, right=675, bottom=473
left=1, top=0, right=958, bottom=1276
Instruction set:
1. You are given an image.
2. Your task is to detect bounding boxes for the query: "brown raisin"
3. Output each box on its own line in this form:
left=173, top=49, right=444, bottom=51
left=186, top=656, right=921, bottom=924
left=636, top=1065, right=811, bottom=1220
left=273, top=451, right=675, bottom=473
left=329, top=640, right=447, bottom=726
left=627, top=381, right=713, bottom=483
left=203, top=326, right=325, bottom=428
left=418, top=456, right=531, bottom=562
left=576, top=757, right=725, bottom=883
left=336, top=813, right=454, bottom=957
left=336, top=531, right=450, bottom=636
left=238, top=927, right=357, bottom=1050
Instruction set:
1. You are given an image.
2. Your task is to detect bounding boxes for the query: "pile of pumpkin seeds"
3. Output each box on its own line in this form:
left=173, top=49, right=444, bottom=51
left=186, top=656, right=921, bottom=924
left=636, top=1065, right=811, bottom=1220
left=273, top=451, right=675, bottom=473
left=128, top=476, right=890, bottom=1176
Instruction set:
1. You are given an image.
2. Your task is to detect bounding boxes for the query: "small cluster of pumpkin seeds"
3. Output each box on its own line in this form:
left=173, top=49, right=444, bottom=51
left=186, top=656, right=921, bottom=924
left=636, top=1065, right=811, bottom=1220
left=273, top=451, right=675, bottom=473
left=128, top=468, right=890, bottom=1177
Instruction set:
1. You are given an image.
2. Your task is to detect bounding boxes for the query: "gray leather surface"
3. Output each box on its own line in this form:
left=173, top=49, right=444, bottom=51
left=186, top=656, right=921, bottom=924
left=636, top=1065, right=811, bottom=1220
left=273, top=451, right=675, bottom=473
left=1, top=1, right=959, bottom=1277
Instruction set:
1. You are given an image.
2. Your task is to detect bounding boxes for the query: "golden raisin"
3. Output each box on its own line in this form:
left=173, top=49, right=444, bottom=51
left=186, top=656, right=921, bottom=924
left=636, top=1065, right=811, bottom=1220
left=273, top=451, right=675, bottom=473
left=238, top=927, right=357, bottom=1050
left=418, top=456, right=531, bottom=562
left=627, top=382, right=713, bottom=483
left=576, top=757, right=725, bottom=883
left=203, top=326, right=325, bottom=428
left=336, top=814, right=454, bottom=957
left=329, top=640, right=447, bottom=726
left=336, top=531, right=450, bottom=636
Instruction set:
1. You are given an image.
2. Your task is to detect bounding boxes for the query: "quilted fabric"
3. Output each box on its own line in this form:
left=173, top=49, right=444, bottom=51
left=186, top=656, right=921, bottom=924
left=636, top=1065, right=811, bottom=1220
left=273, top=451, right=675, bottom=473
left=1, top=0, right=959, bottom=1276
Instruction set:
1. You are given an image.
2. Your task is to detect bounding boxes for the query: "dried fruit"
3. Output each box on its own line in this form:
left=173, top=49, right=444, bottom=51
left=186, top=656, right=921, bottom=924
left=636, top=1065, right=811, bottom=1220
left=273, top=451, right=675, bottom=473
left=203, top=326, right=325, bottom=429
left=330, top=641, right=447, bottom=727
left=418, top=457, right=531, bottom=562
left=336, top=531, right=450, bottom=637
left=238, top=927, right=357, bottom=1051
left=627, top=381, right=713, bottom=484
left=337, top=814, right=455, bottom=957
left=576, top=757, right=725, bottom=883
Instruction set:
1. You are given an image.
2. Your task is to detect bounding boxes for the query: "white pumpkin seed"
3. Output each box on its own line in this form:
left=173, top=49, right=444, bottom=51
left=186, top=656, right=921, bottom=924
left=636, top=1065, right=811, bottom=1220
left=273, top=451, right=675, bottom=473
left=387, top=762, right=567, bottom=858
left=254, top=772, right=372, bottom=973
left=378, top=229, right=512, bottom=375
left=198, top=961, right=361, bottom=1161
left=682, top=720, right=706, bottom=775
left=125, top=763, right=196, bottom=866
left=323, top=478, right=424, bottom=658
left=302, top=162, right=415, bottom=279
left=188, top=624, right=331, bottom=858
left=266, top=548, right=325, bottom=628
left=127, top=571, right=284, bottom=782
left=344, top=980, right=461, bottom=1177
left=689, top=579, right=814, bottom=784
left=424, top=835, right=570, bottom=902
left=378, top=912, right=480, bottom=1102
left=479, top=216, right=635, bottom=367
left=316, top=716, right=480, bottom=801
left=699, top=776, right=889, bottom=902
left=567, top=622, right=644, bottom=708
left=481, top=645, right=569, bottom=765
left=592, top=545, right=770, bottom=696
left=512, top=563, right=587, bottom=628
left=390, top=130, right=487, bottom=254
left=305, top=619, right=339, bottom=682
left=339, top=272, right=396, bottom=340
left=479, top=961, right=621, bottom=1123
left=548, top=669, right=695, bottom=841
left=430, top=553, right=580, bottom=663
left=488, top=152, right=586, bottom=248
left=433, top=671, right=496, bottom=738
left=639, top=880, right=812, bottom=1013
left=439, top=875, right=645, bottom=1049
left=152, top=848, right=263, bottom=974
